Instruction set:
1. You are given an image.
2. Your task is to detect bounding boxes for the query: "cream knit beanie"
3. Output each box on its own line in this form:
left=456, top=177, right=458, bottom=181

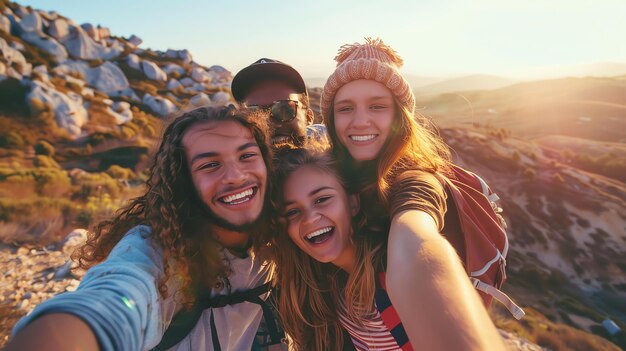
left=321, top=37, right=415, bottom=124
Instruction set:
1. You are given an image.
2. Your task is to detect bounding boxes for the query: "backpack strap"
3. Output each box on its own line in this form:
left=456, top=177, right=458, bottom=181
left=152, top=282, right=281, bottom=351
left=470, top=278, right=525, bottom=320
left=374, top=272, right=414, bottom=351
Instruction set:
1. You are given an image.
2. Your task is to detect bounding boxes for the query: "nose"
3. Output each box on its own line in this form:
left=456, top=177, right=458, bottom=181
left=302, top=208, right=322, bottom=227
left=221, top=163, right=246, bottom=184
left=350, top=109, right=371, bottom=129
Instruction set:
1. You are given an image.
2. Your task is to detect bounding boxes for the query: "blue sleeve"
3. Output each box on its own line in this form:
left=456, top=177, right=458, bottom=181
left=12, top=225, right=177, bottom=351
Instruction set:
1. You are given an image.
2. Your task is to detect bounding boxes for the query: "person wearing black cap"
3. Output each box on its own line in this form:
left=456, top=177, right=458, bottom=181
left=232, top=58, right=326, bottom=146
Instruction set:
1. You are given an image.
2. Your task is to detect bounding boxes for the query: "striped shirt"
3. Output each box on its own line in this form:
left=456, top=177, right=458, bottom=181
left=337, top=295, right=402, bottom=351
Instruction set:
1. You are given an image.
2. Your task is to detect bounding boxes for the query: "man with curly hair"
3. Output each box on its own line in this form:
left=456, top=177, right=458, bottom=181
left=8, top=106, right=283, bottom=351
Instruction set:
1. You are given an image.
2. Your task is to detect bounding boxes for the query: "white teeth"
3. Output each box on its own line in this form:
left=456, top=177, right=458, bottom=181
left=350, top=134, right=376, bottom=142
left=222, top=188, right=254, bottom=204
left=306, top=226, right=332, bottom=240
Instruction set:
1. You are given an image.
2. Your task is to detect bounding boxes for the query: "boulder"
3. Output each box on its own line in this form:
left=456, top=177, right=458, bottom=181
left=191, top=66, right=210, bottom=83
left=62, top=25, right=123, bottom=60
left=0, top=37, right=31, bottom=76
left=208, top=65, right=232, bottom=82
left=109, top=87, right=139, bottom=101
left=180, top=77, right=195, bottom=87
left=80, top=23, right=99, bottom=41
left=14, top=5, right=30, bottom=18
left=162, top=63, right=185, bottom=76
left=142, top=94, right=177, bottom=117
left=211, top=92, right=230, bottom=107
left=17, top=11, right=43, bottom=35
left=56, top=60, right=130, bottom=95
left=21, top=32, right=68, bottom=63
left=126, top=53, right=141, bottom=71
left=179, top=49, right=192, bottom=64
left=166, top=78, right=182, bottom=91
left=26, top=80, right=88, bottom=137
left=141, top=60, right=167, bottom=82
left=32, top=64, right=50, bottom=83
left=190, top=93, right=211, bottom=107
left=0, top=15, right=10, bottom=33
left=111, top=101, right=133, bottom=124
left=98, top=27, right=110, bottom=40
left=164, top=49, right=179, bottom=59
left=48, top=18, right=70, bottom=41
left=127, top=34, right=142, bottom=47
left=61, top=229, right=88, bottom=256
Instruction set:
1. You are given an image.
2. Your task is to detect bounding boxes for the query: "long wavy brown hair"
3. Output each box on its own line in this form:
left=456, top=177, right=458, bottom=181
left=270, top=142, right=387, bottom=350
left=326, top=101, right=452, bottom=207
left=73, top=106, right=275, bottom=307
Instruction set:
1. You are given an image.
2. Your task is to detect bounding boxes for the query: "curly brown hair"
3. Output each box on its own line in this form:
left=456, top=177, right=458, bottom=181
left=73, top=106, right=275, bottom=308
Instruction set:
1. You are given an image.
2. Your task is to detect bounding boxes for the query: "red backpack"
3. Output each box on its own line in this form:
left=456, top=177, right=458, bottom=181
left=373, top=165, right=525, bottom=350
left=440, top=164, right=524, bottom=319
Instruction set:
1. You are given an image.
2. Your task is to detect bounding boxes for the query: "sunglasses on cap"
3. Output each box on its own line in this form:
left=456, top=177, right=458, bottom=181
left=247, top=99, right=300, bottom=123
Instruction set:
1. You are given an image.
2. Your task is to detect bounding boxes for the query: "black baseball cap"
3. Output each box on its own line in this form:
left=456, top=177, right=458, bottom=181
left=231, top=58, right=307, bottom=102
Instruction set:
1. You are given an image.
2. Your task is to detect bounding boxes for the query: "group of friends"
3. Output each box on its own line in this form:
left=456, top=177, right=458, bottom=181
left=7, top=38, right=508, bottom=351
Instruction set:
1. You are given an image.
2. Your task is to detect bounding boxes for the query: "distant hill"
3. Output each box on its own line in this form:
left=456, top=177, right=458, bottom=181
left=419, top=76, right=626, bottom=142
left=415, top=74, right=518, bottom=96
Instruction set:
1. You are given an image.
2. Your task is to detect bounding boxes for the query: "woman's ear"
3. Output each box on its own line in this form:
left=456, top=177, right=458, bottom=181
left=349, top=194, right=360, bottom=216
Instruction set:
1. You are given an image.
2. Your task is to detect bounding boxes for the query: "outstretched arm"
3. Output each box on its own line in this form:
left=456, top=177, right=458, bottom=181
left=7, top=226, right=178, bottom=351
left=386, top=210, right=506, bottom=351
left=6, top=313, right=99, bottom=351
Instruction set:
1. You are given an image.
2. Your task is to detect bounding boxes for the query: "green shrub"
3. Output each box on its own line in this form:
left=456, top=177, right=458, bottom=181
left=34, top=140, right=56, bottom=156
left=0, top=131, right=25, bottom=149
left=0, top=78, right=29, bottom=116
left=105, top=165, right=136, bottom=180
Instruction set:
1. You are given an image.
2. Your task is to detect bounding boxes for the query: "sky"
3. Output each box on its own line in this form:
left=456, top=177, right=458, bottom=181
left=15, top=0, right=626, bottom=80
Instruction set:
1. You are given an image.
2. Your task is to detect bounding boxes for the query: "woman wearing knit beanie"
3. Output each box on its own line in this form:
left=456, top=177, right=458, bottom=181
left=317, top=38, right=507, bottom=350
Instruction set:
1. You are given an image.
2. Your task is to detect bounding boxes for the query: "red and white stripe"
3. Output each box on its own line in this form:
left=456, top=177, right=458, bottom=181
left=337, top=297, right=402, bottom=351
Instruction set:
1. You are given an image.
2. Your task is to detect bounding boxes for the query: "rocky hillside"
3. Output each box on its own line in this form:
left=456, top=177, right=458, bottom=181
left=0, top=0, right=625, bottom=350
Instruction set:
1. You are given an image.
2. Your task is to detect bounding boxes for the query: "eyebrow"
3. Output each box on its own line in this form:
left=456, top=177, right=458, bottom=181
left=190, top=142, right=259, bottom=164
left=334, top=96, right=392, bottom=105
left=283, top=186, right=333, bottom=207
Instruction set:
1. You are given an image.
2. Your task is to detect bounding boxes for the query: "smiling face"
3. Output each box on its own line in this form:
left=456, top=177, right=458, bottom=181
left=244, top=80, right=312, bottom=146
left=183, top=120, right=267, bottom=232
left=282, top=165, right=358, bottom=271
left=333, top=79, right=396, bottom=162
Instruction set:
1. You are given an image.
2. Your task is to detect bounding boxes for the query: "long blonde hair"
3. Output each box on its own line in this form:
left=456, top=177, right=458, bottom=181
left=271, top=142, right=386, bottom=350
left=327, top=101, right=452, bottom=207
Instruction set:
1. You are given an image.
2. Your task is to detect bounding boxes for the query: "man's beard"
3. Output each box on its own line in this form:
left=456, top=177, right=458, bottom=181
left=198, top=200, right=266, bottom=233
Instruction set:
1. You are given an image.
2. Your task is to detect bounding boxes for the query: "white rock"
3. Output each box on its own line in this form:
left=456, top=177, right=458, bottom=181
left=15, top=5, right=30, bottom=18
left=191, top=83, right=205, bottom=92
left=166, top=78, right=182, bottom=91
left=141, top=60, right=167, bottom=82
left=126, top=53, right=141, bottom=71
left=0, top=14, right=10, bottom=33
left=56, top=60, right=130, bottom=95
left=127, top=34, right=142, bottom=47
left=80, top=23, right=99, bottom=41
left=109, top=87, right=139, bottom=101
left=208, top=65, right=232, bottom=82
left=27, top=80, right=88, bottom=137
left=179, top=49, right=192, bottom=63
left=17, top=11, right=43, bottom=34
left=112, top=101, right=132, bottom=121
left=191, top=67, right=210, bottom=83
left=190, top=93, right=211, bottom=107
left=142, top=94, right=177, bottom=117
left=164, top=49, right=179, bottom=58
left=98, top=27, right=110, bottom=39
left=48, top=18, right=69, bottom=41
left=62, top=228, right=88, bottom=255
left=211, top=92, right=230, bottom=107
left=0, top=37, right=31, bottom=76
left=62, top=25, right=123, bottom=60
left=21, top=32, right=68, bottom=63
left=64, top=73, right=86, bottom=89
left=162, top=63, right=185, bottom=76
left=180, top=77, right=195, bottom=87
